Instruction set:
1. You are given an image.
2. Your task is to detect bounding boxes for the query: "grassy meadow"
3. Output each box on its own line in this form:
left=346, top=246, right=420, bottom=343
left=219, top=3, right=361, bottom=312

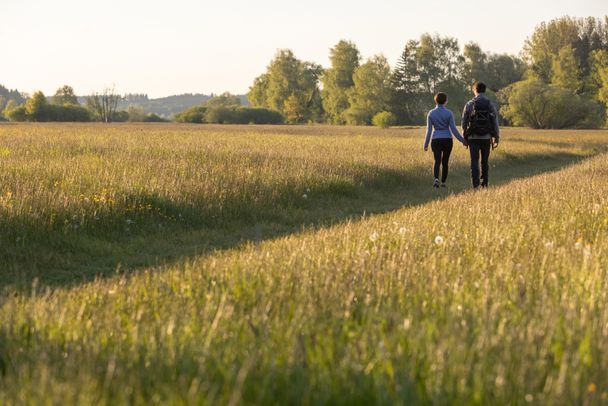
left=0, top=123, right=607, bottom=404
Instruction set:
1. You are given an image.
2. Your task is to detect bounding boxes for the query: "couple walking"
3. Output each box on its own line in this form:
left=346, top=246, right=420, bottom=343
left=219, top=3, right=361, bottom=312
left=423, top=81, right=500, bottom=189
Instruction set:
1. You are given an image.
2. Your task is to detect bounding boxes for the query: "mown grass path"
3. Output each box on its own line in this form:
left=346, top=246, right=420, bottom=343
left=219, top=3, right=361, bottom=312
left=0, top=124, right=607, bottom=404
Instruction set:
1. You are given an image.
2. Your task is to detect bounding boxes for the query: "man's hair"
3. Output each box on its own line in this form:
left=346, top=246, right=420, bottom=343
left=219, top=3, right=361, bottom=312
left=434, top=92, right=447, bottom=105
left=474, top=81, right=487, bottom=93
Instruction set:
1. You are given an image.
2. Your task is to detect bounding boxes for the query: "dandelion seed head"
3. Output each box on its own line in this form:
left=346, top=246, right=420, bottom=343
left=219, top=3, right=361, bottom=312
left=434, top=235, right=444, bottom=245
left=584, top=245, right=592, bottom=258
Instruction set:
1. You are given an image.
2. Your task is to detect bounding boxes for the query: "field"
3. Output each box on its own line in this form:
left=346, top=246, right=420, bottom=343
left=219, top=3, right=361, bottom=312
left=0, top=123, right=607, bottom=404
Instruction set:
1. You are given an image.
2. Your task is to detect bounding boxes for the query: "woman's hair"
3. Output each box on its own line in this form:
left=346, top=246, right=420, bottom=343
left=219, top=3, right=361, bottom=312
left=434, top=92, right=447, bottom=105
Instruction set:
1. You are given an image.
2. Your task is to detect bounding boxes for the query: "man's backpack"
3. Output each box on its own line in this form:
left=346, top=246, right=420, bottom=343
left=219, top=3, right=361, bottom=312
left=468, top=98, right=497, bottom=136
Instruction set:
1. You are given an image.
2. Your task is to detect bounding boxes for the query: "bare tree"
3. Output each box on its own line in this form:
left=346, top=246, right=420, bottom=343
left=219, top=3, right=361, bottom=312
left=87, top=86, right=121, bottom=122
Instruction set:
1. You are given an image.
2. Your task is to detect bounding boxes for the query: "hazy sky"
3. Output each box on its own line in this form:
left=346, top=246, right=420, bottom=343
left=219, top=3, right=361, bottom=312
left=2, top=0, right=607, bottom=98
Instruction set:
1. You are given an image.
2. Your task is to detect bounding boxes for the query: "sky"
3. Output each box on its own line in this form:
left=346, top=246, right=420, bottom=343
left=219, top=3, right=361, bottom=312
left=2, top=0, right=607, bottom=98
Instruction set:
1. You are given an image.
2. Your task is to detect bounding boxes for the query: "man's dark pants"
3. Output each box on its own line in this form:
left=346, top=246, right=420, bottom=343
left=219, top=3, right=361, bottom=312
left=468, top=139, right=492, bottom=188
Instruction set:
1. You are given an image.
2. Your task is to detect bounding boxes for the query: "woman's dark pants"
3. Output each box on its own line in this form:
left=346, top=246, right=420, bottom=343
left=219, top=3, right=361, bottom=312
left=431, top=138, right=453, bottom=183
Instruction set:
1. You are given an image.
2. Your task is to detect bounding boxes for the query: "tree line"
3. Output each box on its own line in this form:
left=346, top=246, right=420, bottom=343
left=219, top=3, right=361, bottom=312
left=248, top=16, right=608, bottom=128
left=0, top=85, right=167, bottom=123
left=2, top=16, right=607, bottom=128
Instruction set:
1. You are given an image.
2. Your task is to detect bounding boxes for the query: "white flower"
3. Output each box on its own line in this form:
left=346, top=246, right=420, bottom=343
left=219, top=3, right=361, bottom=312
left=584, top=245, right=592, bottom=258
left=369, top=231, right=379, bottom=242
left=399, top=227, right=407, bottom=235
left=302, top=194, right=308, bottom=199
left=434, top=235, right=445, bottom=245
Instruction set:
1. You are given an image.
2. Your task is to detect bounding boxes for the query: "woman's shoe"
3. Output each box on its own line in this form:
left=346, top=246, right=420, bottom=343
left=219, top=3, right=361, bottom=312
left=433, top=179, right=440, bottom=188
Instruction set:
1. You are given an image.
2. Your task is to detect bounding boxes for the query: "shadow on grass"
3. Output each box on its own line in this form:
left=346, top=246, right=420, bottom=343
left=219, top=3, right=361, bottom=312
left=0, top=151, right=591, bottom=290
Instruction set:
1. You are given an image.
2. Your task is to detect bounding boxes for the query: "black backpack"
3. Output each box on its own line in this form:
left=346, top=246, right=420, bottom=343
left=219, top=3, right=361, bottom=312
left=468, top=98, right=496, bottom=136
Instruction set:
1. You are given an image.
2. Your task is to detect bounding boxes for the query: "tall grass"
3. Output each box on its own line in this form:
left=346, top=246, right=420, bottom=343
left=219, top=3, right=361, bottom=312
left=0, top=123, right=606, bottom=404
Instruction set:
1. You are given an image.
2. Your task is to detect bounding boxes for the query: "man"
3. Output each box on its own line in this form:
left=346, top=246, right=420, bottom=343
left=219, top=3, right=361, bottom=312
left=462, top=82, right=500, bottom=189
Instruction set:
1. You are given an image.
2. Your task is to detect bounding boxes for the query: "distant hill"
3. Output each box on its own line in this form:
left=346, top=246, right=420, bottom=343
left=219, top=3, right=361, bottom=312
left=77, top=93, right=249, bottom=119
left=2, top=85, right=249, bottom=120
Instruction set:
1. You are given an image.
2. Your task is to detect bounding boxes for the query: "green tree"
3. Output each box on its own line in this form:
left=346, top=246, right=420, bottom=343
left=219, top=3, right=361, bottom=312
left=551, top=46, right=582, bottom=93
left=346, top=55, right=392, bottom=125
left=3, top=99, right=18, bottom=118
left=25, top=91, right=49, bottom=122
left=6, top=105, right=28, bottom=122
left=372, top=111, right=397, bottom=128
left=485, top=54, right=525, bottom=91
left=391, top=34, right=465, bottom=124
left=321, top=40, right=360, bottom=124
left=391, top=40, right=428, bottom=124
left=523, top=17, right=581, bottom=82
left=127, top=104, right=146, bottom=122
left=248, top=74, right=269, bottom=107
left=248, top=49, right=323, bottom=123
left=53, top=85, right=78, bottom=105
left=462, top=42, right=487, bottom=86
left=283, top=94, right=309, bottom=124
left=523, top=16, right=608, bottom=86
left=205, top=92, right=241, bottom=108
left=174, top=106, right=207, bottom=123
left=87, top=87, right=120, bottom=123
left=590, top=49, right=608, bottom=122
left=501, top=79, right=603, bottom=129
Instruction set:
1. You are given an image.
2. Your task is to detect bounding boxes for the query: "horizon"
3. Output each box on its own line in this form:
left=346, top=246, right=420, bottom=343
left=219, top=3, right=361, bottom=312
left=3, top=0, right=607, bottom=98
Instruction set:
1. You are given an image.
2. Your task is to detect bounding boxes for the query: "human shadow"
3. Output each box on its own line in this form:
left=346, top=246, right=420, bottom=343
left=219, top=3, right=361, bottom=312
left=0, top=150, right=594, bottom=291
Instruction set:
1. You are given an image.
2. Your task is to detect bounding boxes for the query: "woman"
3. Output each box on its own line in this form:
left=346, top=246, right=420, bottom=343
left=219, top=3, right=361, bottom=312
left=423, top=92, right=465, bottom=188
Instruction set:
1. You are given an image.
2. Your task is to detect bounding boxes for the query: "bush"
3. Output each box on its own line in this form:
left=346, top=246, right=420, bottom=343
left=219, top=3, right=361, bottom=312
left=372, top=111, right=397, bottom=128
left=144, top=113, right=167, bottom=122
left=174, top=106, right=207, bottom=123
left=501, top=79, right=604, bottom=129
left=204, top=106, right=235, bottom=124
left=6, top=105, right=28, bottom=122
left=48, top=104, right=92, bottom=122
left=111, top=111, right=130, bottom=122
left=344, top=107, right=371, bottom=125
left=176, top=105, right=283, bottom=125
left=241, top=107, right=283, bottom=124
left=127, top=105, right=145, bottom=122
